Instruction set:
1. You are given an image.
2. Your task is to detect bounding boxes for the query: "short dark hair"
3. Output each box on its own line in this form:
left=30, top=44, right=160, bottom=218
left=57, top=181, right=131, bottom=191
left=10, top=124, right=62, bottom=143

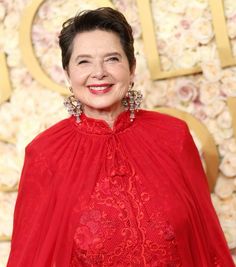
left=58, top=7, right=135, bottom=71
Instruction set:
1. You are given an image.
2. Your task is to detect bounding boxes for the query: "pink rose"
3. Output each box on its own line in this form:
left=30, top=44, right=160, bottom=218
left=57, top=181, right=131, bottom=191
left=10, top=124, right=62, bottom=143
left=175, top=79, right=198, bottom=102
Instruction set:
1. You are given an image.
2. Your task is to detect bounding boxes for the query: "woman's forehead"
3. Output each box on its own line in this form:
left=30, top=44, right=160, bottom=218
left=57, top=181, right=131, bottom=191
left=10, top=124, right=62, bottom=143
left=71, top=30, right=125, bottom=55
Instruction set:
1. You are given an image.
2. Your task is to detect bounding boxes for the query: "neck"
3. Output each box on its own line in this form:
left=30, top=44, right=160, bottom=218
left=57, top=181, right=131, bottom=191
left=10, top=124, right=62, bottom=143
left=83, top=103, right=125, bottom=128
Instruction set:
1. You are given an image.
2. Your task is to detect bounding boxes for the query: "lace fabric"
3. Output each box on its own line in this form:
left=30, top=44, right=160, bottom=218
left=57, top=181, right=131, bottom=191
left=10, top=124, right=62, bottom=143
left=74, top=110, right=133, bottom=135
left=70, top=133, right=182, bottom=266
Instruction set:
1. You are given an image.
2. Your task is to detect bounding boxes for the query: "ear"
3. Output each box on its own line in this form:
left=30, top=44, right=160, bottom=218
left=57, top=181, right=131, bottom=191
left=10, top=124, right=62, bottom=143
left=64, top=68, right=71, bottom=86
left=130, top=61, right=136, bottom=81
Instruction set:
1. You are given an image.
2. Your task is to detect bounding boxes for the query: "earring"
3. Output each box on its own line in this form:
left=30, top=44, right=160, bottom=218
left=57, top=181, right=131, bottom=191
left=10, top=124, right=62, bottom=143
left=122, top=83, right=143, bottom=121
left=64, top=95, right=82, bottom=123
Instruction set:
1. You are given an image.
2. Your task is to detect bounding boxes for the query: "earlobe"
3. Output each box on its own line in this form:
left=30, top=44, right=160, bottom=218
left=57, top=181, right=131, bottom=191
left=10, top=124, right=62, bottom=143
left=130, top=61, right=136, bottom=79
left=64, top=69, right=71, bottom=86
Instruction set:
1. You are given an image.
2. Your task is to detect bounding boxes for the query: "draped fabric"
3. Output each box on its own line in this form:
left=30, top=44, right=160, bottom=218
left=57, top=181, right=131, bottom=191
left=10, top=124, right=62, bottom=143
left=7, top=110, right=234, bottom=267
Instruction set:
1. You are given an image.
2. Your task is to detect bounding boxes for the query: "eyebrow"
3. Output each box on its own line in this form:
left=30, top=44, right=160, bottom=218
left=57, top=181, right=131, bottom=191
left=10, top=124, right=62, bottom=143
left=75, top=52, right=122, bottom=61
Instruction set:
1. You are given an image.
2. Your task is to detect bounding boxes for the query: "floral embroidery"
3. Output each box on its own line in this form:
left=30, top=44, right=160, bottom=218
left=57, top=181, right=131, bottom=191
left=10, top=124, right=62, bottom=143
left=74, top=111, right=133, bottom=135
left=70, top=121, right=182, bottom=266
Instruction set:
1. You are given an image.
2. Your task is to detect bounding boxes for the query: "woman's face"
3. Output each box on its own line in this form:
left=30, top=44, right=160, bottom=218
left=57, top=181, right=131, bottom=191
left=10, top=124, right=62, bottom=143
left=66, top=29, right=135, bottom=114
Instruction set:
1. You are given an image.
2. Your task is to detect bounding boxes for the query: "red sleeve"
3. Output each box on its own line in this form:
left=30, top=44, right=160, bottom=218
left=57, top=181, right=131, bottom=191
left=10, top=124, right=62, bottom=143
left=178, top=123, right=234, bottom=266
left=7, top=145, right=53, bottom=267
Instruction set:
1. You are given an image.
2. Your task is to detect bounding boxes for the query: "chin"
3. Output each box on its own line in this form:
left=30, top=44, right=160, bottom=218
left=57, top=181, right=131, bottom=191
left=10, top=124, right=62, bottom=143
left=84, top=101, right=122, bottom=112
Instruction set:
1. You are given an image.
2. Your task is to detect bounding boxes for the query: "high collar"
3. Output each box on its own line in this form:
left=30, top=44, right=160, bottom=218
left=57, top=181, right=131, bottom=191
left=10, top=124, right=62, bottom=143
left=72, top=110, right=134, bottom=135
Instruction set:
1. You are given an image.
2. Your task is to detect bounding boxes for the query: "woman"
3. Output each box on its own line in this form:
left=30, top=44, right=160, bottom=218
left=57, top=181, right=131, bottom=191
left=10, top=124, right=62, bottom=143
left=7, top=7, right=234, bottom=267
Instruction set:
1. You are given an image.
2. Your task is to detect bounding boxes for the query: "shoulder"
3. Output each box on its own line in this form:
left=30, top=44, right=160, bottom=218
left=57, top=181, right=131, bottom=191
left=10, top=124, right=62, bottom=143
left=136, top=109, right=188, bottom=133
left=25, top=116, right=74, bottom=154
left=135, top=109, right=190, bottom=150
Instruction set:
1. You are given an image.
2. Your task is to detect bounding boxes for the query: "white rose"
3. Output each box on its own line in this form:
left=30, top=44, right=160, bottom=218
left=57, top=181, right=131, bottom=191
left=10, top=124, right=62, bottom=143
left=200, top=60, right=222, bottom=82
left=214, top=175, right=235, bottom=199
left=224, top=0, right=236, bottom=18
left=191, top=17, right=214, bottom=44
left=220, top=76, right=236, bottom=96
left=145, top=81, right=168, bottom=107
left=165, top=40, right=183, bottom=60
left=217, top=110, right=232, bottom=129
left=10, top=67, right=33, bottom=87
left=219, top=138, right=236, bottom=157
left=180, top=31, right=198, bottom=49
left=7, top=50, right=21, bottom=68
left=199, top=81, right=220, bottom=104
left=215, top=128, right=234, bottom=143
left=154, top=13, right=181, bottom=39
left=220, top=152, right=236, bottom=177
left=3, top=11, right=20, bottom=29
left=204, top=100, right=225, bottom=118
left=160, top=55, right=172, bottom=71
left=163, top=0, right=187, bottom=13
left=189, top=0, right=208, bottom=10
left=3, top=32, right=18, bottom=54
left=175, top=49, right=198, bottom=69
left=185, top=5, right=206, bottom=20
left=194, top=104, right=208, bottom=121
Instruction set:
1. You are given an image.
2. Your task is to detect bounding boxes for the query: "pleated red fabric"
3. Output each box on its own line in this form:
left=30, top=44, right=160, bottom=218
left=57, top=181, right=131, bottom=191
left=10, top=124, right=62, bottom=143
left=7, top=110, right=234, bottom=267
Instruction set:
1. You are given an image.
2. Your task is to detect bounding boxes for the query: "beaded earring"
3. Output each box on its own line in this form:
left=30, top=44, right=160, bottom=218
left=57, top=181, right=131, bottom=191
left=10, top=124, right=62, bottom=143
left=122, top=83, right=143, bottom=121
left=64, top=88, right=82, bottom=123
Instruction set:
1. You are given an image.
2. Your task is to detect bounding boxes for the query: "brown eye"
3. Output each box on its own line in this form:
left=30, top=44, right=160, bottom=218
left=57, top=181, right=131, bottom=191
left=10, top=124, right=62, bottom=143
left=107, top=57, right=119, bottom=62
left=78, top=60, right=89, bottom=65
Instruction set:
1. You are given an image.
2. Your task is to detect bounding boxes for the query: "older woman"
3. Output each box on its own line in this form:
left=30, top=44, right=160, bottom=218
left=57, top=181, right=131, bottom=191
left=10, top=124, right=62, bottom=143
left=7, top=7, right=234, bottom=267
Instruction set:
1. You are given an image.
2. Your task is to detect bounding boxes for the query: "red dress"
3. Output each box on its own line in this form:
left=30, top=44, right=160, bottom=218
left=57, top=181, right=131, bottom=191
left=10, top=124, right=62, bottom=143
left=7, top=110, right=234, bottom=266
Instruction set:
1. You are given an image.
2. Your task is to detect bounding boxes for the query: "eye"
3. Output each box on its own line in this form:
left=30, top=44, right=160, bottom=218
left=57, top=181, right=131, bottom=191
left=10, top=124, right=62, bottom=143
left=106, top=56, right=119, bottom=62
left=78, top=60, right=89, bottom=65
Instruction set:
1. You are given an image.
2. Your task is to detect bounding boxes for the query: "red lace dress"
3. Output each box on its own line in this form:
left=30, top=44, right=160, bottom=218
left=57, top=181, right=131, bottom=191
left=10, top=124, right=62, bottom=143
left=7, top=110, right=234, bottom=267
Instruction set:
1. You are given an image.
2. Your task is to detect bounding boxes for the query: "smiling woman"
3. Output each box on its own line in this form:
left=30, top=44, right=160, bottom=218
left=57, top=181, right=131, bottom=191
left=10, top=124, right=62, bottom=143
left=6, top=7, right=235, bottom=267
left=65, top=30, right=135, bottom=126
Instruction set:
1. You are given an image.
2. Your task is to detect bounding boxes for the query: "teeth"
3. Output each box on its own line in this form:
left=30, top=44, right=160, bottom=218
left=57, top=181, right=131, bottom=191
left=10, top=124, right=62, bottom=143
left=89, top=86, right=110, bottom=90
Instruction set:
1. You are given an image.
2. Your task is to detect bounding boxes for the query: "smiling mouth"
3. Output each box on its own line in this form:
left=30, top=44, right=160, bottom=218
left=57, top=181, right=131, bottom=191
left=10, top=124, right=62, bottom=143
left=88, top=84, right=113, bottom=95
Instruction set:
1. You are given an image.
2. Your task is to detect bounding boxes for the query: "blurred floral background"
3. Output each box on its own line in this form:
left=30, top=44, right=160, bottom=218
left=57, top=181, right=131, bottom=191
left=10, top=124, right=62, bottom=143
left=0, top=0, right=236, bottom=265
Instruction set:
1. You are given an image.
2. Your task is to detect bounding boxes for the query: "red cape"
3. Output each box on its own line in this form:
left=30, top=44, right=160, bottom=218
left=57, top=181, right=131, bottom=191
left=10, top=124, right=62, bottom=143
left=7, top=110, right=234, bottom=266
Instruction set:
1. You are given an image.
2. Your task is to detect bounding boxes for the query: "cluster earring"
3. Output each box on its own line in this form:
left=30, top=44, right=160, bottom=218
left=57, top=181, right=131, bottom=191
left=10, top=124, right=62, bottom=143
left=122, top=83, right=143, bottom=121
left=64, top=88, right=82, bottom=123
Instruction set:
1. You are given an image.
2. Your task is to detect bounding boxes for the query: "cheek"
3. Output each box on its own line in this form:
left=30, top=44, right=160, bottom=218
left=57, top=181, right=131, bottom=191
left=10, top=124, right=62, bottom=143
left=113, top=68, right=132, bottom=83
left=70, top=72, right=88, bottom=86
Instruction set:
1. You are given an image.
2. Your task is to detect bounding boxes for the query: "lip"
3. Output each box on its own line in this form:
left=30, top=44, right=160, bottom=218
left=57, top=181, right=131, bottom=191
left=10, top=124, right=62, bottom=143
left=87, top=83, right=113, bottom=95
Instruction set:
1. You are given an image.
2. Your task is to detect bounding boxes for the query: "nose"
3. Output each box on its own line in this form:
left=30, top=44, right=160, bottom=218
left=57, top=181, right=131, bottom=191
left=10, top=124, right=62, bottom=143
left=91, top=62, right=107, bottom=79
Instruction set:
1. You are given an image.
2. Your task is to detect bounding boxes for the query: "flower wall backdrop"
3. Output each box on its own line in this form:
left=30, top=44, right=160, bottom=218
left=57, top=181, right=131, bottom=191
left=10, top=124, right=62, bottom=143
left=0, top=0, right=236, bottom=265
